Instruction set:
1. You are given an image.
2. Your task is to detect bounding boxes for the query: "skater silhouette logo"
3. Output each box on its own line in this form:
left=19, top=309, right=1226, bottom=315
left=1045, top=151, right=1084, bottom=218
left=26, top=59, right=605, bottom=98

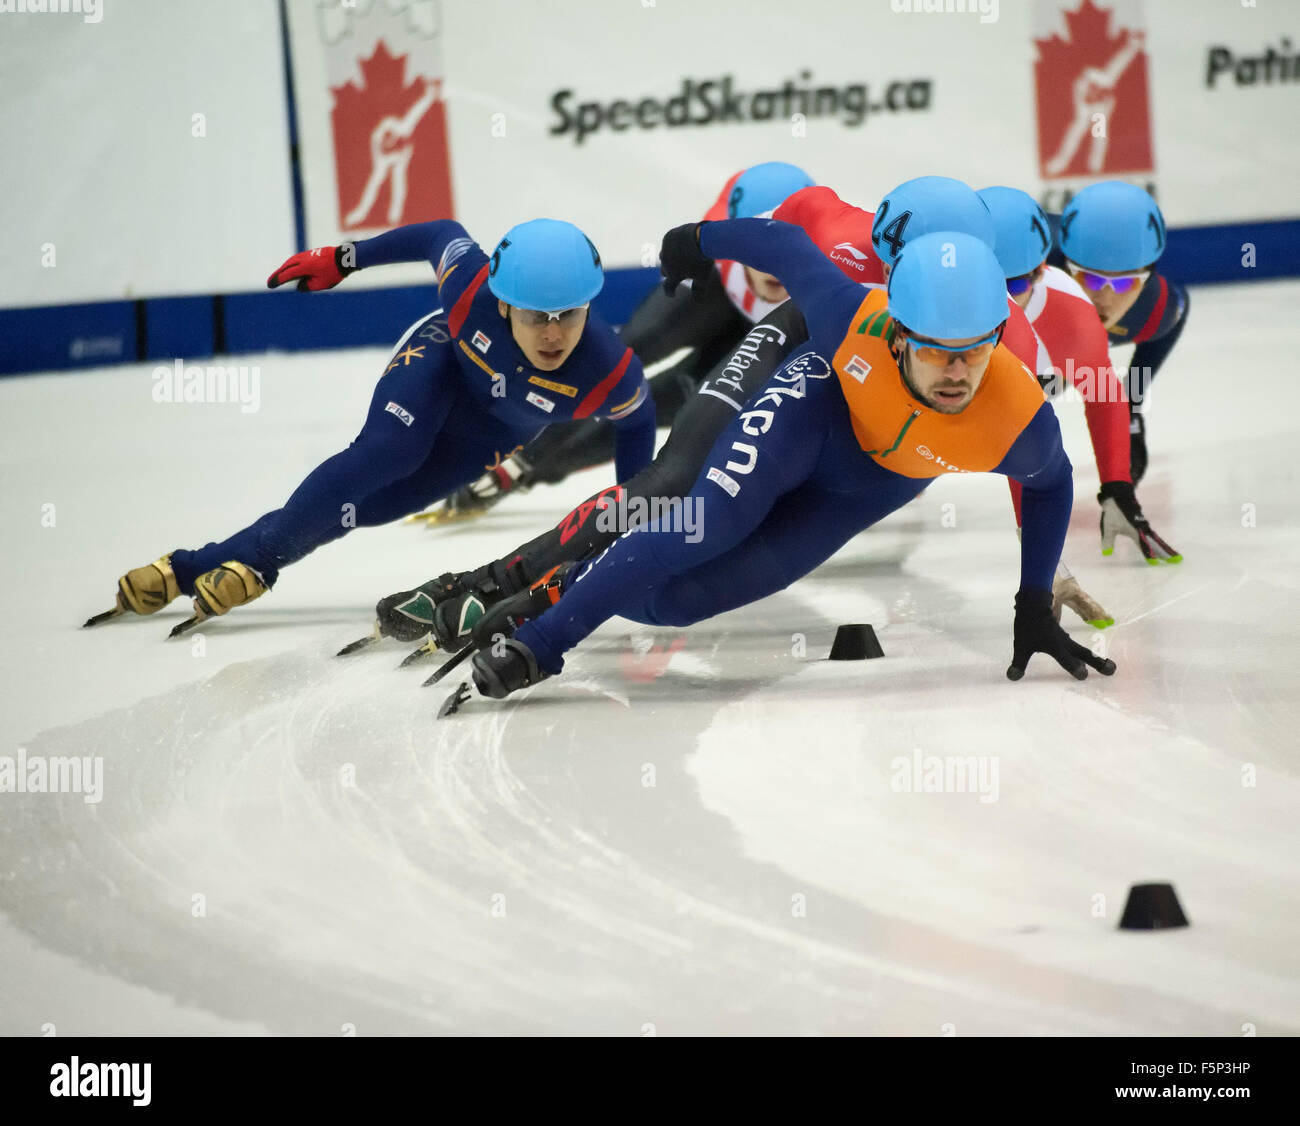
left=1033, top=0, right=1155, bottom=180
left=324, top=1, right=455, bottom=233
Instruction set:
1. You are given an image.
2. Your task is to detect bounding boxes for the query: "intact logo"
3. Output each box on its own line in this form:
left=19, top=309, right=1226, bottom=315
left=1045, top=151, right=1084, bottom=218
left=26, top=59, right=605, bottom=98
left=1033, top=0, right=1154, bottom=180
left=526, top=391, right=555, bottom=413
left=322, top=2, right=455, bottom=233
left=916, top=444, right=970, bottom=473
left=385, top=401, right=415, bottom=426
left=706, top=466, right=740, bottom=497
left=829, top=241, right=871, bottom=273
left=843, top=354, right=872, bottom=383
left=472, top=329, right=491, bottom=353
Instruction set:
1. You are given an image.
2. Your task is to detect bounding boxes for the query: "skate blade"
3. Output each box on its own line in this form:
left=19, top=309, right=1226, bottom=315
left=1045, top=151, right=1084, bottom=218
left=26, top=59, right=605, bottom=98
left=168, top=614, right=205, bottom=639
left=83, top=606, right=125, bottom=628
left=437, top=682, right=472, bottom=718
left=418, top=506, right=489, bottom=528
left=422, top=645, right=475, bottom=687
left=337, top=625, right=381, bottom=656
left=399, top=640, right=439, bottom=668
left=168, top=597, right=213, bottom=639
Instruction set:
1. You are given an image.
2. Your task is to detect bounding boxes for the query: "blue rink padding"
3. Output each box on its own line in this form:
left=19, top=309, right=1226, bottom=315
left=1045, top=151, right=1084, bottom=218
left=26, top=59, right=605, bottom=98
left=2, top=218, right=1297, bottom=378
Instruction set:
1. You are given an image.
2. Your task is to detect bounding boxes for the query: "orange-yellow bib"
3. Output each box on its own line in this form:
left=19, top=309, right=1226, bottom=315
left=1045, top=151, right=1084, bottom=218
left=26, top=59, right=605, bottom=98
left=831, top=290, right=1047, bottom=479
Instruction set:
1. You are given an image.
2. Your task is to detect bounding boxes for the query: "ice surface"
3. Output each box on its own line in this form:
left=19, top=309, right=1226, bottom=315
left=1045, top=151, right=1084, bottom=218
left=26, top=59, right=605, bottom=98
left=1, top=281, right=1297, bottom=1035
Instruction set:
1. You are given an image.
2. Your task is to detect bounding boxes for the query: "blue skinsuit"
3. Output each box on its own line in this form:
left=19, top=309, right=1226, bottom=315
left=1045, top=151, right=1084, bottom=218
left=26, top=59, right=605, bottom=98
left=170, top=221, right=656, bottom=592
left=515, top=218, right=1073, bottom=675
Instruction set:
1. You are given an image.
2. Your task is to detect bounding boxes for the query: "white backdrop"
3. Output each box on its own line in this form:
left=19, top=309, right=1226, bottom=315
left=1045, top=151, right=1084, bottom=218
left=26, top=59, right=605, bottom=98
left=0, top=0, right=295, bottom=308
left=4, top=0, right=1296, bottom=309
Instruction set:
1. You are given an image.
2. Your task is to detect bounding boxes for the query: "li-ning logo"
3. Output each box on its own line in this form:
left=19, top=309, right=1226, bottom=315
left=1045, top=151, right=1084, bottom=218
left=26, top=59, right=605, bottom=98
left=385, top=401, right=415, bottom=426
left=829, top=241, right=871, bottom=273
left=1033, top=0, right=1155, bottom=179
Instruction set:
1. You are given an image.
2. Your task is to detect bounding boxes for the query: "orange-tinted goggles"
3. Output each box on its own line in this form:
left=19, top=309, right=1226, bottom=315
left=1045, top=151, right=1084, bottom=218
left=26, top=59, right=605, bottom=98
left=906, top=325, right=1002, bottom=366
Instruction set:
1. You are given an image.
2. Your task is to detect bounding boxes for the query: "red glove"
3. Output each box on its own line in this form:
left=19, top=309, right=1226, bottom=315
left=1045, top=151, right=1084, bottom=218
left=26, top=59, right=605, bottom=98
left=266, top=244, right=357, bottom=291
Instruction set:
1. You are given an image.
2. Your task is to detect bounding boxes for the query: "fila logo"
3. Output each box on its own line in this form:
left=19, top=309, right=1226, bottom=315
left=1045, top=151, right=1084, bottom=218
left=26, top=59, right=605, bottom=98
left=385, top=401, right=415, bottom=426
left=472, top=330, right=491, bottom=354
left=706, top=466, right=740, bottom=497
left=526, top=391, right=555, bottom=413
left=844, top=354, right=872, bottom=382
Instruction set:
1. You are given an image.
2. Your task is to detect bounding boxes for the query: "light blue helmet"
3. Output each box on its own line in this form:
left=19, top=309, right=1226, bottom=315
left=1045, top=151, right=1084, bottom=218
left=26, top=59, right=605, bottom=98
left=977, top=186, right=1053, bottom=278
left=1059, top=181, right=1167, bottom=271
left=887, top=231, right=1009, bottom=340
left=487, top=218, right=604, bottom=312
left=872, top=176, right=995, bottom=268
left=728, top=161, right=816, bottom=218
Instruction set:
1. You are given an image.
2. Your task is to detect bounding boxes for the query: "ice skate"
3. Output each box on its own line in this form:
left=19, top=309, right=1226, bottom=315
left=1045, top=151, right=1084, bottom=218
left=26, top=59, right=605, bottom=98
left=470, top=637, right=548, bottom=699
left=169, top=561, right=268, bottom=637
left=84, top=555, right=180, bottom=627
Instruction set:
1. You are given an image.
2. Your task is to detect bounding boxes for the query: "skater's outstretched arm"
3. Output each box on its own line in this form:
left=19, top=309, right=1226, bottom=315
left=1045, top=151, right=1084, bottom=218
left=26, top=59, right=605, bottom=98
left=265, top=220, right=478, bottom=293
left=995, top=401, right=1074, bottom=594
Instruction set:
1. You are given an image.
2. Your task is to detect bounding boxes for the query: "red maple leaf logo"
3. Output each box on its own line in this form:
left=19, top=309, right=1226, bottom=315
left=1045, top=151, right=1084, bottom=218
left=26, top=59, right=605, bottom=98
left=1034, top=0, right=1154, bottom=180
left=331, top=40, right=454, bottom=231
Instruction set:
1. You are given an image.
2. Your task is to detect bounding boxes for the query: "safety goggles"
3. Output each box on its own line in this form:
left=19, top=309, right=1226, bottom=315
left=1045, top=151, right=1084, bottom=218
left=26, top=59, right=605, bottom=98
left=515, top=304, right=589, bottom=328
left=1065, top=261, right=1150, bottom=295
left=1005, top=272, right=1037, bottom=296
left=906, top=325, right=1003, bottom=366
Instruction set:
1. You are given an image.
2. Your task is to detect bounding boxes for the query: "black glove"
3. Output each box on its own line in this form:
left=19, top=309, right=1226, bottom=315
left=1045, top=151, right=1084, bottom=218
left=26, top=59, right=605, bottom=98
left=1098, top=480, right=1182, bottom=563
left=1006, top=588, right=1117, bottom=682
left=659, top=222, right=715, bottom=298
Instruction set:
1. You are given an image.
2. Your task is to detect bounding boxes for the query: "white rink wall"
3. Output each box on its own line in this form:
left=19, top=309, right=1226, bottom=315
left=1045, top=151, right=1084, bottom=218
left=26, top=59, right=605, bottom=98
left=3, top=0, right=1297, bottom=307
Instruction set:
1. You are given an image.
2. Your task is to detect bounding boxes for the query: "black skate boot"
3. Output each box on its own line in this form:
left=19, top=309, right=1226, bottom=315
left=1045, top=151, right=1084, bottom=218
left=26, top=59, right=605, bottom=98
left=471, top=638, right=547, bottom=699
left=376, top=559, right=527, bottom=646
left=464, top=563, right=570, bottom=652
